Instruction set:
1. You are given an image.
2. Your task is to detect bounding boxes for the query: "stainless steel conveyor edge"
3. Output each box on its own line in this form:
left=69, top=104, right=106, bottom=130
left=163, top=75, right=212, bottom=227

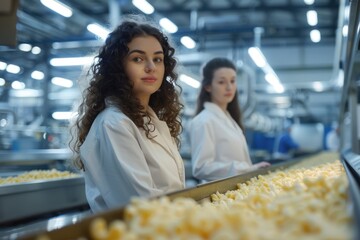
left=342, top=149, right=360, bottom=240
left=0, top=149, right=72, bottom=164
left=0, top=176, right=87, bottom=225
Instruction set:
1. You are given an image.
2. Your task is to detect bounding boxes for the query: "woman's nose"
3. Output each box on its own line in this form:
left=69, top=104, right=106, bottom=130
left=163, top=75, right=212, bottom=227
left=226, top=82, right=232, bottom=90
left=145, top=61, right=155, bottom=73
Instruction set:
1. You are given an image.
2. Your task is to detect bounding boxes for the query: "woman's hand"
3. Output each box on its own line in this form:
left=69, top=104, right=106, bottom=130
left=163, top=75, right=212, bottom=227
left=254, top=161, right=271, bottom=169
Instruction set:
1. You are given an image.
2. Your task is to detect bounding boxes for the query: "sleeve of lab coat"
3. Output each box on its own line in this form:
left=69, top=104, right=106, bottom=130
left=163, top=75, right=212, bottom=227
left=83, top=117, right=163, bottom=209
left=190, top=119, right=256, bottom=182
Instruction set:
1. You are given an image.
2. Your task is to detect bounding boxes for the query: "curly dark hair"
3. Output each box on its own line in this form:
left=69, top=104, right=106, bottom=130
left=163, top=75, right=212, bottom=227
left=70, top=17, right=183, bottom=170
left=195, top=57, right=244, bottom=131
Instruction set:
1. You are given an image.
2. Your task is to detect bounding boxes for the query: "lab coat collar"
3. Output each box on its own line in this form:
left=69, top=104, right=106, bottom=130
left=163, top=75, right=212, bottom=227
left=145, top=107, right=176, bottom=157
left=145, top=108, right=185, bottom=182
left=103, top=102, right=184, bottom=181
left=204, top=102, right=242, bottom=133
left=204, top=102, right=230, bottom=121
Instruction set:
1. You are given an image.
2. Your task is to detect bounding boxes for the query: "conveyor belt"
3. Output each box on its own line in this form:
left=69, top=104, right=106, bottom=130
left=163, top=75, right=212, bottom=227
left=20, top=151, right=358, bottom=240
left=0, top=176, right=88, bottom=225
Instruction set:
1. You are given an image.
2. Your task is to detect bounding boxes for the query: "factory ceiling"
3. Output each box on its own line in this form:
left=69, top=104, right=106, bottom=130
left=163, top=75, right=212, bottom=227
left=0, top=0, right=346, bottom=128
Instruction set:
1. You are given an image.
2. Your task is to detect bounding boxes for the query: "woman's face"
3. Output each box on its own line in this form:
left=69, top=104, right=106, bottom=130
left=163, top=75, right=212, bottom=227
left=205, top=67, right=237, bottom=110
left=124, top=36, right=165, bottom=106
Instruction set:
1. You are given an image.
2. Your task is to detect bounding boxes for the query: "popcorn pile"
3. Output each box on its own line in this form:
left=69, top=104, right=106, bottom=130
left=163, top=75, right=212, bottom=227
left=84, top=152, right=353, bottom=240
left=0, top=169, right=79, bottom=185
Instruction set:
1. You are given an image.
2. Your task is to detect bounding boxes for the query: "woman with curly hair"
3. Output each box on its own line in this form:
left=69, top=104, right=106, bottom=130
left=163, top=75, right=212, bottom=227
left=69, top=17, right=185, bottom=213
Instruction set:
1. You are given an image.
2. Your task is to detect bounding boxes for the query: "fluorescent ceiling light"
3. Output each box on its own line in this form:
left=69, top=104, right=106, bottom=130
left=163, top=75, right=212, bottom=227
left=159, top=18, right=178, bottom=33
left=31, top=70, right=44, bottom=80
left=6, top=64, right=21, bottom=74
left=273, top=84, right=284, bottom=93
left=11, top=81, right=25, bottom=89
left=306, top=10, right=318, bottom=26
left=18, top=43, right=32, bottom=52
left=132, top=0, right=154, bottom=14
left=264, top=73, right=279, bottom=86
left=51, top=77, right=73, bottom=88
left=87, top=23, right=110, bottom=40
left=304, top=0, right=314, bottom=5
left=52, top=111, right=77, bottom=120
left=310, top=29, right=321, bottom=43
left=180, top=36, right=196, bottom=49
left=31, top=46, right=42, bottom=55
left=179, top=74, right=200, bottom=88
left=248, top=47, right=267, bottom=68
left=0, top=78, right=5, bottom=86
left=249, top=51, right=284, bottom=93
left=50, top=56, right=94, bottom=66
left=265, top=73, right=285, bottom=93
left=40, top=0, right=73, bottom=17
left=10, top=89, right=43, bottom=97
left=0, top=61, right=7, bottom=70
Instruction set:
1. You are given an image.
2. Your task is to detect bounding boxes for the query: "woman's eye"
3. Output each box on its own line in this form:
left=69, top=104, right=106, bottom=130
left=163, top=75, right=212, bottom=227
left=154, top=57, right=163, bottom=63
left=132, top=57, right=142, bottom=62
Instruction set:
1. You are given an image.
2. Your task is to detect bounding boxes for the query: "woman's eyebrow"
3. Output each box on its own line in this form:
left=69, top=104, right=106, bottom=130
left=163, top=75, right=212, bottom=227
left=128, top=49, right=164, bottom=55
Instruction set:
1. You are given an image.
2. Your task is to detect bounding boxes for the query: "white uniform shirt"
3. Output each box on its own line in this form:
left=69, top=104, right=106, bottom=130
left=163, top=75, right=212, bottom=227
left=190, top=102, right=254, bottom=182
left=80, top=106, right=185, bottom=213
left=326, top=129, right=339, bottom=151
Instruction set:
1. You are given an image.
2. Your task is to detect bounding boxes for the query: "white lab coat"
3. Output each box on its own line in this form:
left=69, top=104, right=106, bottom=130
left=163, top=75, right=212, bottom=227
left=190, top=102, right=255, bottom=182
left=80, top=105, right=185, bottom=213
left=326, top=129, right=339, bottom=151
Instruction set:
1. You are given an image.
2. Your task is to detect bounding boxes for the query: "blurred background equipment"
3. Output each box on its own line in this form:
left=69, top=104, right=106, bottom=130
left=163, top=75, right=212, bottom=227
left=0, top=0, right=19, bottom=47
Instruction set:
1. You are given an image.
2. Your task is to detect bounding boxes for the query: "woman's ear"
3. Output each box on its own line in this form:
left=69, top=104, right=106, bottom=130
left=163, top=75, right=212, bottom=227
left=204, top=85, right=211, bottom=93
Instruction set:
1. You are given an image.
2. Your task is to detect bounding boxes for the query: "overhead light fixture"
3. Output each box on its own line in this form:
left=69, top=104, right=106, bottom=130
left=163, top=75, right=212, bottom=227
left=306, top=10, right=318, bottom=26
left=31, top=70, right=45, bottom=80
left=180, top=36, right=196, bottom=49
left=40, top=0, right=73, bottom=18
left=51, top=77, right=73, bottom=88
left=132, top=0, right=154, bottom=14
left=304, top=0, right=314, bottom=5
left=31, top=46, right=42, bottom=55
left=248, top=47, right=267, bottom=68
left=248, top=46, right=284, bottom=93
left=263, top=65, right=284, bottom=93
left=6, top=64, right=21, bottom=74
left=87, top=23, right=110, bottom=40
left=310, top=29, right=321, bottom=43
left=50, top=56, right=94, bottom=66
left=10, top=89, right=43, bottom=97
left=179, top=74, right=200, bottom=88
left=18, top=43, right=32, bottom=52
left=159, top=18, right=178, bottom=33
left=0, top=78, right=5, bottom=86
left=0, top=61, right=7, bottom=70
left=265, top=74, right=284, bottom=93
left=264, top=72, right=280, bottom=86
left=52, top=111, right=76, bottom=120
left=11, top=81, right=25, bottom=90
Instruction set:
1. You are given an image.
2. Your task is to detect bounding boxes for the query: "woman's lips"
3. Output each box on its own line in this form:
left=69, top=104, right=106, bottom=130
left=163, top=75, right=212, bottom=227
left=141, top=77, right=157, bottom=83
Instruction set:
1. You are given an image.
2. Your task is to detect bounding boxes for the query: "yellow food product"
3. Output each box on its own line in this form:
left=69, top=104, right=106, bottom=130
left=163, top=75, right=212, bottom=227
left=84, top=153, right=353, bottom=240
left=0, top=169, right=79, bottom=185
